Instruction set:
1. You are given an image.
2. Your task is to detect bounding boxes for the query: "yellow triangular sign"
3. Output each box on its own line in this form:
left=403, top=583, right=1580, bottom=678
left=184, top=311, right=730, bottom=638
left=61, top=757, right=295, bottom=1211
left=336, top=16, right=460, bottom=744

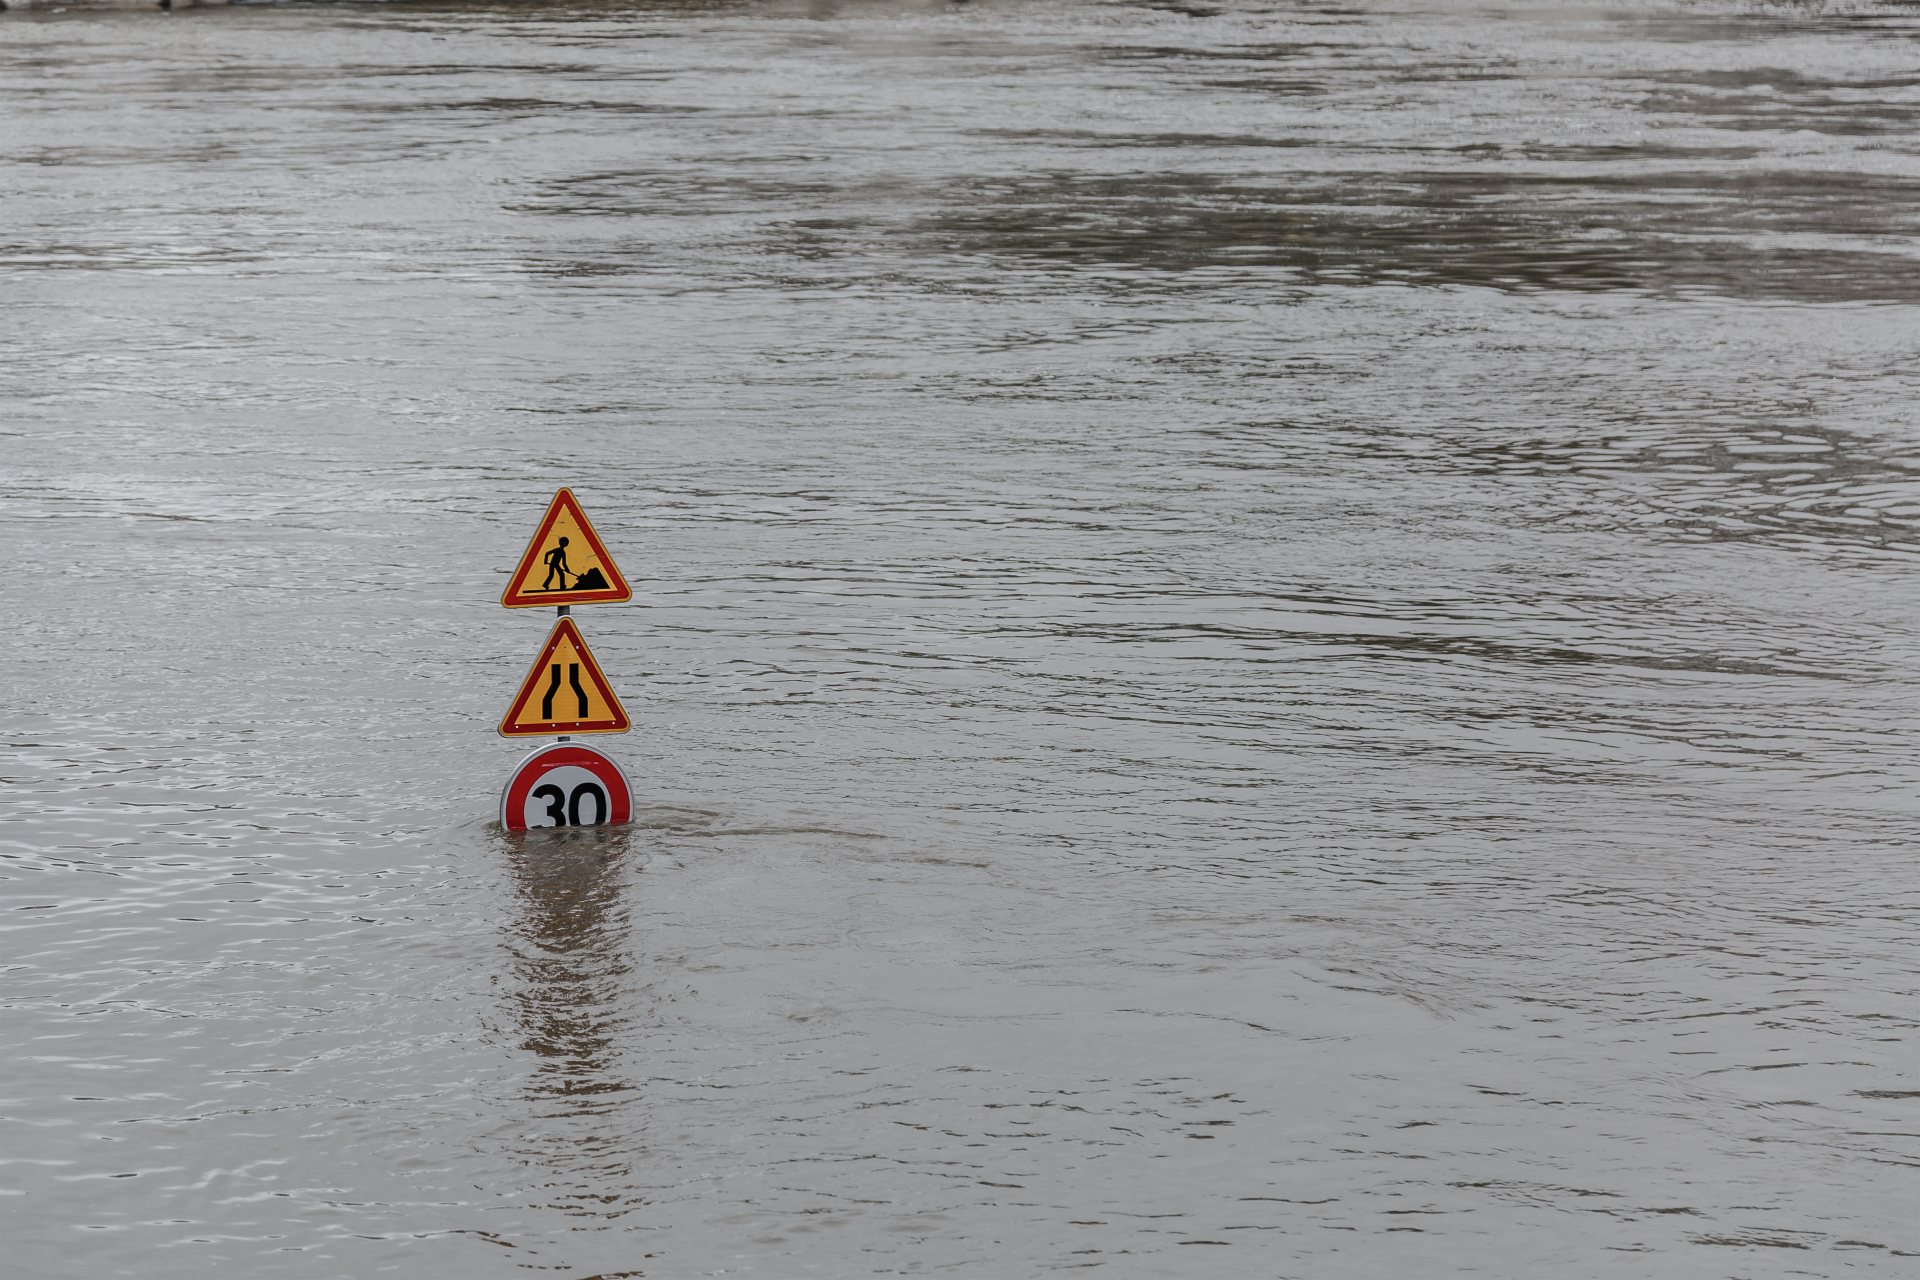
left=499, top=617, right=630, bottom=738
left=501, top=488, right=632, bottom=609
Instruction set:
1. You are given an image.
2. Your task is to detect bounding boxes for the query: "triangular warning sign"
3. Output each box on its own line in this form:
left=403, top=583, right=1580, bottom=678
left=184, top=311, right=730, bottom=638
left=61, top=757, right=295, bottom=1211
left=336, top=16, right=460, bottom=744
left=501, top=488, right=632, bottom=609
left=499, top=617, right=631, bottom=738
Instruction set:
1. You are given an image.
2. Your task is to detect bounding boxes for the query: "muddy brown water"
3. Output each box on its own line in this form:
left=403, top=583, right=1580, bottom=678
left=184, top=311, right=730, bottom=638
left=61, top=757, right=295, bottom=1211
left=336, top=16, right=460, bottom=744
left=2, top=1, right=1917, bottom=1276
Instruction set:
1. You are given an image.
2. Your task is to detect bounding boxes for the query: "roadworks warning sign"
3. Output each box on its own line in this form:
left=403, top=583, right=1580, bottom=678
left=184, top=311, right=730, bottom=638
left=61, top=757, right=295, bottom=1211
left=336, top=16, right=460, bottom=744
left=501, top=488, right=632, bottom=609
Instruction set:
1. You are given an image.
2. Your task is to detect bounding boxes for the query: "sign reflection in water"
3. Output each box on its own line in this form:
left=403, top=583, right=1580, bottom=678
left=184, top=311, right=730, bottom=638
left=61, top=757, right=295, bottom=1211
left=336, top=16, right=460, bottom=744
left=499, top=827, right=648, bottom=1209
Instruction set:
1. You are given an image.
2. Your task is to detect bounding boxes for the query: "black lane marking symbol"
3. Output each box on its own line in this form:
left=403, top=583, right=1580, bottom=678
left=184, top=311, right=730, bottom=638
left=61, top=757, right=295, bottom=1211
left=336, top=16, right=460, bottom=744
left=530, top=781, right=609, bottom=827
left=538, top=663, right=590, bottom=721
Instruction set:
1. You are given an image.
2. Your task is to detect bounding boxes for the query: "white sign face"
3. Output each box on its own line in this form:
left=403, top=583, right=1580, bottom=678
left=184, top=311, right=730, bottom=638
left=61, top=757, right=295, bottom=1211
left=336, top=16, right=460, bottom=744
left=520, top=763, right=611, bottom=829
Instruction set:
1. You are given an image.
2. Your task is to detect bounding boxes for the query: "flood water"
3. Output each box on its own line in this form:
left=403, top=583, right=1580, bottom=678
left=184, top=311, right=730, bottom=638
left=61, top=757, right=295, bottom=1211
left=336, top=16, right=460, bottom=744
left=3, top=1, right=1918, bottom=1275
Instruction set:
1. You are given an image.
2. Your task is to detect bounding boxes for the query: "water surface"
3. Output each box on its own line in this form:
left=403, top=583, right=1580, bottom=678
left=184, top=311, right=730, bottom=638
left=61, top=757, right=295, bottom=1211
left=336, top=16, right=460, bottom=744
left=2, top=1, right=1917, bottom=1276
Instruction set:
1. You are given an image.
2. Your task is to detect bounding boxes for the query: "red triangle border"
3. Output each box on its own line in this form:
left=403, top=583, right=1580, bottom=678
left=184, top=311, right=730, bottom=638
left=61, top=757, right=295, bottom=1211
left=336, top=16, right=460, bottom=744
left=501, top=487, right=633, bottom=609
left=498, top=617, right=631, bottom=737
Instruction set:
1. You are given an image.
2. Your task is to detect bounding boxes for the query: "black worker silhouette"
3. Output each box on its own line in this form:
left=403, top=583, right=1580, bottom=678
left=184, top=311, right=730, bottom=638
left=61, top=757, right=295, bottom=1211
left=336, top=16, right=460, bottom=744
left=541, top=537, right=573, bottom=591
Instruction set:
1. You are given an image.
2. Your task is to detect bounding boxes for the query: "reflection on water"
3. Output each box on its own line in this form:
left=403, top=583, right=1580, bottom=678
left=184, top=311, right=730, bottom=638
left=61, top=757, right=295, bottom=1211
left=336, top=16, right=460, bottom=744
left=501, top=827, right=642, bottom=1104
left=497, top=825, right=651, bottom=1232
left=2, top=1, right=1917, bottom=1277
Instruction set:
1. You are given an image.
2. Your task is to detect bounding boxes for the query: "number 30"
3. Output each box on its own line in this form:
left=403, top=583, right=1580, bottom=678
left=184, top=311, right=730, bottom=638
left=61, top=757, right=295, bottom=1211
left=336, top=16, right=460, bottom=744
left=531, top=781, right=609, bottom=827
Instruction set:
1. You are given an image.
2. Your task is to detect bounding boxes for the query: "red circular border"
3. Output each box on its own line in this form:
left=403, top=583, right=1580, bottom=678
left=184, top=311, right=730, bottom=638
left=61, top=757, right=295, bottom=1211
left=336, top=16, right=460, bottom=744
left=500, top=742, right=633, bottom=831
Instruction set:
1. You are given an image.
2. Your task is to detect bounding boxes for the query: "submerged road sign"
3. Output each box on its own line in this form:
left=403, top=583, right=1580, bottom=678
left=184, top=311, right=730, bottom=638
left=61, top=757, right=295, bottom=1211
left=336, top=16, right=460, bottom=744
left=502, top=488, right=632, bottom=609
left=499, top=617, right=631, bottom=737
left=501, top=741, right=633, bottom=831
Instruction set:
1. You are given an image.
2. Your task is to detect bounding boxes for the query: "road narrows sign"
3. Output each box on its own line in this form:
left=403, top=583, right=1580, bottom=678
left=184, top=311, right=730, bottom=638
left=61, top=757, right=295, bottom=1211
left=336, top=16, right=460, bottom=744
left=499, top=617, right=631, bottom=737
left=501, top=741, right=633, bottom=831
left=502, top=488, right=632, bottom=609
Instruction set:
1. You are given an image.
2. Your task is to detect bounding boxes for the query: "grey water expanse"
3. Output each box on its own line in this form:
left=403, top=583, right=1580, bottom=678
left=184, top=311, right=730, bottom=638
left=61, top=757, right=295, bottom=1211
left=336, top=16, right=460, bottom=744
left=3, top=1, right=1918, bottom=1275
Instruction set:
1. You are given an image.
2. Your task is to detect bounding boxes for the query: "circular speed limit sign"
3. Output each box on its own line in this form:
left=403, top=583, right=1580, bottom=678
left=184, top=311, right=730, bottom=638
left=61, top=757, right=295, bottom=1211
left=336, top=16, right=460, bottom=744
left=500, top=742, right=633, bottom=832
